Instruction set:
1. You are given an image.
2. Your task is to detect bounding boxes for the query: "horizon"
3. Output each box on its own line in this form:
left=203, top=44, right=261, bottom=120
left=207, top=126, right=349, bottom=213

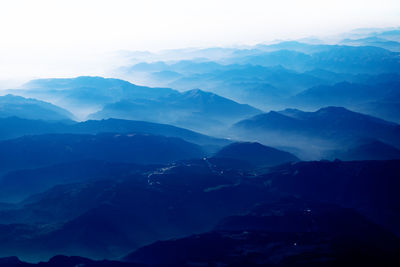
left=0, top=0, right=400, bottom=86
left=1, top=25, right=400, bottom=89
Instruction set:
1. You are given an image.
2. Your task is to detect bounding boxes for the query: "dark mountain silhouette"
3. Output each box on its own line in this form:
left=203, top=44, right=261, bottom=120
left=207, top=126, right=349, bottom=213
left=213, top=142, right=298, bottom=167
left=333, top=139, right=400, bottom=161
left=0, top=255, right=136, bottom=266
left=0, top=159, right=399, bottom=262
left=125, top=198, right=400, bottom=266
left=0, top=161, right=156, bottom=203
left=0, top=133, right=204, bottom=173
left=0, top=159, right=276, bottom=260
left=263, top=160, right=400, bottom=235
left=0, top=117, right=229, bottom=150
left=0, top=94, right=74, bottom=121
left=6, top=197, right=400, bottom=266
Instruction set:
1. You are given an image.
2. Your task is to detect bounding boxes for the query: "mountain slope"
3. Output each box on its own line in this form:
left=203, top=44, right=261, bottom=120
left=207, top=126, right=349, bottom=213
left=90, top=88, right=261, bottom=133
left=125, top=198, right=400, bottom=266
left=0, top=117, right=230, bottom=150
left=12, top=76, right=179, bottom=119
left=263, top=160, right=400, bottom=235
left=0, top=94, right=74, bottom=121
left=232, top=106, right=400, bottom=159
left=332, top=139, right=400, bottom=160
left=0, top=133, right=204, bottom=173
left=213, top=142, right=299, bottom=167
left=0, top=161, right=155, bottom=202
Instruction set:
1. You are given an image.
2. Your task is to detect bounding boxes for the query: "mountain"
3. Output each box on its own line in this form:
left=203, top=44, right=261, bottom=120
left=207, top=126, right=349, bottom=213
left=225, top=45, right=400, bottom=74
left=89, top=89, right=261, bottom=133
left=117, top=47, right=400, bottom=111
left=0, top=117, right=230, bottom=150
left=0, top=133, right=204, bottom=173
left=14, top=76, right=262, bottom=132
left=22, top=76, right=178, bottom=102
left=359, top=99, right=400, bottom=124
left=0, top=159, right=399, bottom=261
left=0, top=161, right=155, bottom=203
left=125, top=198, right=400, bottom=266
left=232, top=106, right=400, bottom=159
left=332, top=139, right=400, bottom=161
left=11, top=76, right=179, bottom=119
left=311, top=46, right=400, bottom=74
left=289, top=81, right=400, bottom=122
left=166, top=64, right=327, bottom=107
left=71, top=118, right=231, bottom=149
left=213, top=142, right=298, bottom=167
left=6, top=197, right=400, bottom=267
left=290, top=81, right=391, bottom=107
left=0, top=159, right=272, bottom=260
left=0, top=255, right=134, bottom=266
left=340, top=37, right=400, bottom=52
left=0, top=94, right=74, bottom=121
left=263, top=160, right=400, bottom=235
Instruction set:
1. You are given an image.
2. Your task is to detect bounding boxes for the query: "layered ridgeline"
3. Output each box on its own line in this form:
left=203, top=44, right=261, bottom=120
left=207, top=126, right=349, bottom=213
left=0, top=133, right=205, bottom=173
left=115, top=38, right=400, bottom=123
left=0, top=141, right=296, bottom=202
left=0, top=29, right=399, bottom=266
left=288, top=80, right=400, bottom=123
left=125, top=199, right=400, bottom=266
left=232, top=106, right=400, bottom=160
left=213, top=141, right=299, bottom=167
left=0, top=117, right=229, bottom=149
left=0, top=160, right=399, bottom=264
left=7, top=76, right=261, bottom=133
left=89, top=88, right=261, bottom=132
left=0, top=94, right=74, bottom=121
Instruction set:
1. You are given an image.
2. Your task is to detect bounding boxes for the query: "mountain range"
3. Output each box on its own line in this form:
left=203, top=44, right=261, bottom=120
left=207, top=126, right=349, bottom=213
left=232, top=106, right=400, bottom=159
left=0, top=28, right=400, bottom=266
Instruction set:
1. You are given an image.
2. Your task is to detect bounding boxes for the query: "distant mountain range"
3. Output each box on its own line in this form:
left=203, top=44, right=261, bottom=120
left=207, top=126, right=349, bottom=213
left=8, top=76, right=262, bottom=132
left=89, top=88, right=261, bottom=133
left=232, top=106, right=400, bottom=159
left=1, top=29, right=400, bottom=265
left=289, top=81, right=400, bottom=122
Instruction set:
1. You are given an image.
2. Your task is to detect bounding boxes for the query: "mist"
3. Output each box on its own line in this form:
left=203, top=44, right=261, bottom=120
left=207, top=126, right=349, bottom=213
left=0, top=1, right=400, bottom=265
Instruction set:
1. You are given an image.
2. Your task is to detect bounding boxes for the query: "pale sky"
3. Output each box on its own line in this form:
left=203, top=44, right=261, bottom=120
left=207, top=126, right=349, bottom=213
left=0, top=0, right=399, bottom=85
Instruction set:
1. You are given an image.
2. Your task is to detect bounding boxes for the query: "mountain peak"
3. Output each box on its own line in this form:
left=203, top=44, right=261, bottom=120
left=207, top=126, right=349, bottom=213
left=316, top=106, right=351, bottom=114
left=182, top=88, right=214, bottom=97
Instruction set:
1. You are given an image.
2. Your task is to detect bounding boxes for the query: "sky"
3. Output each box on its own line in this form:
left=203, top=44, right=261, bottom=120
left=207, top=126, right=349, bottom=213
left=0, top=0, right=399, bottom=86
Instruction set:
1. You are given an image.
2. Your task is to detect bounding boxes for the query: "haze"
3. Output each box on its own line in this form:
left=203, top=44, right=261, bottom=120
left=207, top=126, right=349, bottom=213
left=0, top=0, right=399, bottom=85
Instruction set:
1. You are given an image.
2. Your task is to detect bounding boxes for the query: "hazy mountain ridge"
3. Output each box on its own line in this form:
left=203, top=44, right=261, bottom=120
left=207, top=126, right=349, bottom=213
left=0, top=94, right=74, bottom=121
left=232, top=106, right=400, bottom=159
